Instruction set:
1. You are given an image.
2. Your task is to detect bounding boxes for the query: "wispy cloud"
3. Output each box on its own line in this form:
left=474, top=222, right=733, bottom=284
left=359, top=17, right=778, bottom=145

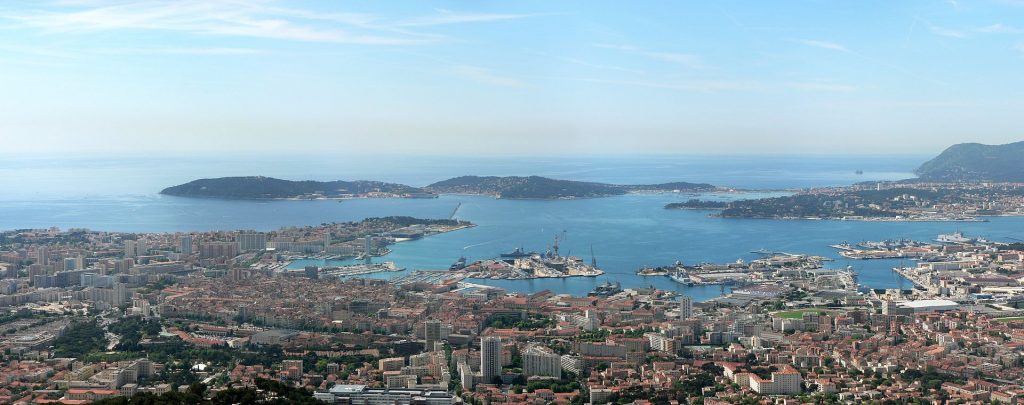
left=793, top=37, right=944, bottom=86
left=794, top=39, right=850, bottom=52
left=1, top=2, right=541, bottom=46
left=788, top=81, right=858, bottom=92
left=450, top=65, right=522, bottom=87
left=594, top=44, right=704, bottom=68
left=0, top=44, right=78, bottom=59
left=928, top=24, right=965, bottom=38
left=5, top=2, right=421, bottom=45
left=395, top=9, right=542, bottom=27
left=562, top=57, right=646, bottom=75
left=561, top=76, right=761, bottom=93
left=97, top=47, right=266, bottom=55
left=977, top=23, right=1024, bottom=33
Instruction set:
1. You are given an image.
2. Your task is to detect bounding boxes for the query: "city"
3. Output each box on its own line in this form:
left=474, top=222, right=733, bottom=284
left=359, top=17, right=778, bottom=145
left=4, top=1, right=1024, bottom=404
left=4, top=224, right=1024, bottom=403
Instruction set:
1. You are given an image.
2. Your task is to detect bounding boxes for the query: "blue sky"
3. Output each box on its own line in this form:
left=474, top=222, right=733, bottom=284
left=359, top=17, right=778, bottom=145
left=1, top=0, right=1023, bottom=155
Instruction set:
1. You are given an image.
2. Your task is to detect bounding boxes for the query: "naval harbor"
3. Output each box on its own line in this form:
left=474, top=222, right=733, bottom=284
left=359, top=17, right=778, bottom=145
left=269, top=222, right=1022, bottom=302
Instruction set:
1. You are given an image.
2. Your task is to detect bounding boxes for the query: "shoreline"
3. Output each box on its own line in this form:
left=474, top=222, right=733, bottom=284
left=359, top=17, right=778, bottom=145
left=281, top=223, right=476, bottom=269
left=711, top=215, right=992, bottom=222
left=160, top=188, right=768, bottom=202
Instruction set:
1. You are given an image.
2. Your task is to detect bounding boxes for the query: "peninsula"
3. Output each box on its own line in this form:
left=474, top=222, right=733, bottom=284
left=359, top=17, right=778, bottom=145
left=162, top=175, right=717, bottom=200
left=671, top=183, right=1024, bottom=221
left=424, top=175, right=715, bottom=199
left=915, top=141, right=1024, bottom=182
left=666, top=141, right=1024, bottom=220
left=160, top=176, right=432, bottom=199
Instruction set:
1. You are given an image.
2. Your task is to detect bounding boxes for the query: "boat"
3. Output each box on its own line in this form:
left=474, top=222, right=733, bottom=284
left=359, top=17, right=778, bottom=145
left=449, top=256, right=467, bottom=271
left=588, top=281, right=622, bottom=297
left=669, top=268, right=691, bottom=285
left=936, top=232, right=975, bottom=244
left=500, top=247, right=532, bottom=258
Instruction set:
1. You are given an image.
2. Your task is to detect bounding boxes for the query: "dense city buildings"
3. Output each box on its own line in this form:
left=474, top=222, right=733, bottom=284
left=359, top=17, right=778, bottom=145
left=6, top=221, right=1024, bottom=404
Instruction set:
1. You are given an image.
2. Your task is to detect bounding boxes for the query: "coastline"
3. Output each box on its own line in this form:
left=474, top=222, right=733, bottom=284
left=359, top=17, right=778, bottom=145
left=281, top=223, right=477, bottom=270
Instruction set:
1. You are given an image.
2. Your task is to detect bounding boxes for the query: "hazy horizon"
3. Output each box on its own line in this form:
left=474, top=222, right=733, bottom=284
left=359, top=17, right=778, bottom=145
left=2, top=1, right=1023, bottom=155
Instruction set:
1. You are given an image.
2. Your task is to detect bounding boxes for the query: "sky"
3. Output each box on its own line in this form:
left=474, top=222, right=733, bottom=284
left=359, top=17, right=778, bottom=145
left=1, top=0, right=1023, bottom=156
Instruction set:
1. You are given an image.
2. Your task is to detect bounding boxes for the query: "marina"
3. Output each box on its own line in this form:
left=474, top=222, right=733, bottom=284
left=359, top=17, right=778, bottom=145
left=314, top=261, right=405, bottom=278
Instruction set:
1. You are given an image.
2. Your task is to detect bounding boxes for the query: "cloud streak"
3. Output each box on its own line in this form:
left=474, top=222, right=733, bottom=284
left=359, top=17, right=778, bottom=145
left=395, top=9, right=544, bottom=27
left=977, top=23, right=1024, bottom=33
left=559, top=76, right=762, bottom=93
left=451, top=65, right=522, bottom=87
left=595, top=44, right=705, bottom=68
left=928, top=24, right=965, bottom=38
left=794, top=39, right=850, bottom=52
left=788, top=82, right=858, bottom=92
left=1, top=1, right=540, bottom=46
left=98, top=47, right=266, bottom=55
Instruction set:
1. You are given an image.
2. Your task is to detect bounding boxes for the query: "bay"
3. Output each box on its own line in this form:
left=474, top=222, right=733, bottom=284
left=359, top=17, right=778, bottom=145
left=6, top=153, right=1017, bottom=301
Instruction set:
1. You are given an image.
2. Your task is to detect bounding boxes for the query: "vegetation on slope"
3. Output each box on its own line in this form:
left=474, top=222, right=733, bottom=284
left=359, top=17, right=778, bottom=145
left=915, top=141, right=1024, bottom=182
left=425, top=175, right=714, bottom=199
left=160, top=176, right=425, bottom=199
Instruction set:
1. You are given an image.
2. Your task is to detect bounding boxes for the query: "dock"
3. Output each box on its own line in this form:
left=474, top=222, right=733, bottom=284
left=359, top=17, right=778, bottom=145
left=391, top=270, right=467, bottom=286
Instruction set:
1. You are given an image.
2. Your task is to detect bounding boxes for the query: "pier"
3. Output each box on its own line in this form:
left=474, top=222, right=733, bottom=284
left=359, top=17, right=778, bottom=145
left=391, top=270, right=467, bottom=286
left=892, top=266, right=936, bottom=293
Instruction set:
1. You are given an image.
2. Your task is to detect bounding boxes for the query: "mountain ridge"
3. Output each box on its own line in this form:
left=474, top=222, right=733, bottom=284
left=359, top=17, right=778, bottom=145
left=915, top=141, right=1024, bottom=182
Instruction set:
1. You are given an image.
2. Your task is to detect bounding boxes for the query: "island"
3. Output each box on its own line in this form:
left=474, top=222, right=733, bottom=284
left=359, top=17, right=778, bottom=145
left=424, top=175, right=716, bottom=199
left=160, top=176, right=433, bottom=199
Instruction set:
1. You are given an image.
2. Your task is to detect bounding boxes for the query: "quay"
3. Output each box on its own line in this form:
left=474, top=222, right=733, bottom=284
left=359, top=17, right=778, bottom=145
left=391, top=270, right=467, bottom=286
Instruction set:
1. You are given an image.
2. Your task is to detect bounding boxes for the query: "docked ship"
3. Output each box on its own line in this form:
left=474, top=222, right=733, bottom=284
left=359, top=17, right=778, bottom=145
left=589, top=281, right=622, bottom=297
left=449, top=256, right=467, bottom=271
left=669, top=268, right=691, bottom=285
left=500, top=247, right=532, bottom=259
left=936, top=232, right=986, bottom=244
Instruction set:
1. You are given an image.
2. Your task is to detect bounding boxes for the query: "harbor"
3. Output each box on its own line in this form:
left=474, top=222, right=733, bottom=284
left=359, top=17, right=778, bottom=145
left=315, top=261, right=405, bottom=278
left=634, top=253, right=846, bottom=289
left=453, top=236, right=605, bottom=280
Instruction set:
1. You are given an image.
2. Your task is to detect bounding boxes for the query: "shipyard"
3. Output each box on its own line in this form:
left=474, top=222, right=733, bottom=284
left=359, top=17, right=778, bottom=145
left=448, top=235, right=604, bottom=280
left=636, top=253, right=840, bottom=287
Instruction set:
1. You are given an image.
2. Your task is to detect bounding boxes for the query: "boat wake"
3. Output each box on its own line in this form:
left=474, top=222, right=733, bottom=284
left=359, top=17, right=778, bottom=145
left=463, top=240, right=497, bottom=250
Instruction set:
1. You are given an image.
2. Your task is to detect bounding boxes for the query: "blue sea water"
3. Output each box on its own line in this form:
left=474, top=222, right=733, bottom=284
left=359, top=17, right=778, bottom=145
left=5, top=153, right=1019, bottom=301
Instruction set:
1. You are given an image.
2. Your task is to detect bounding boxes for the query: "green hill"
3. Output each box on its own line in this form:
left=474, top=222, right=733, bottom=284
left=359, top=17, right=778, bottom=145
left=425, top=175, right=715, bottom=199
left=160, top=176, right=427, bottom=199
left=915, top=141, right=1024, bottom=182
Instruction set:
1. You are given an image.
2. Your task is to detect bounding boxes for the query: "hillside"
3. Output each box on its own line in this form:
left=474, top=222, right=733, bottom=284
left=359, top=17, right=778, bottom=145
left=425, top=176, right=715, bottom=199
left=915, top=141, right=1024, bottom=182
left=160, top=176, right=428, bottom=199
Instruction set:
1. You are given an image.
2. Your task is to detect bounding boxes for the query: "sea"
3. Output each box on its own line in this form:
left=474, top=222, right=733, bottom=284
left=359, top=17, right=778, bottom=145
left=4, top=153, right=1022, bottom=301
